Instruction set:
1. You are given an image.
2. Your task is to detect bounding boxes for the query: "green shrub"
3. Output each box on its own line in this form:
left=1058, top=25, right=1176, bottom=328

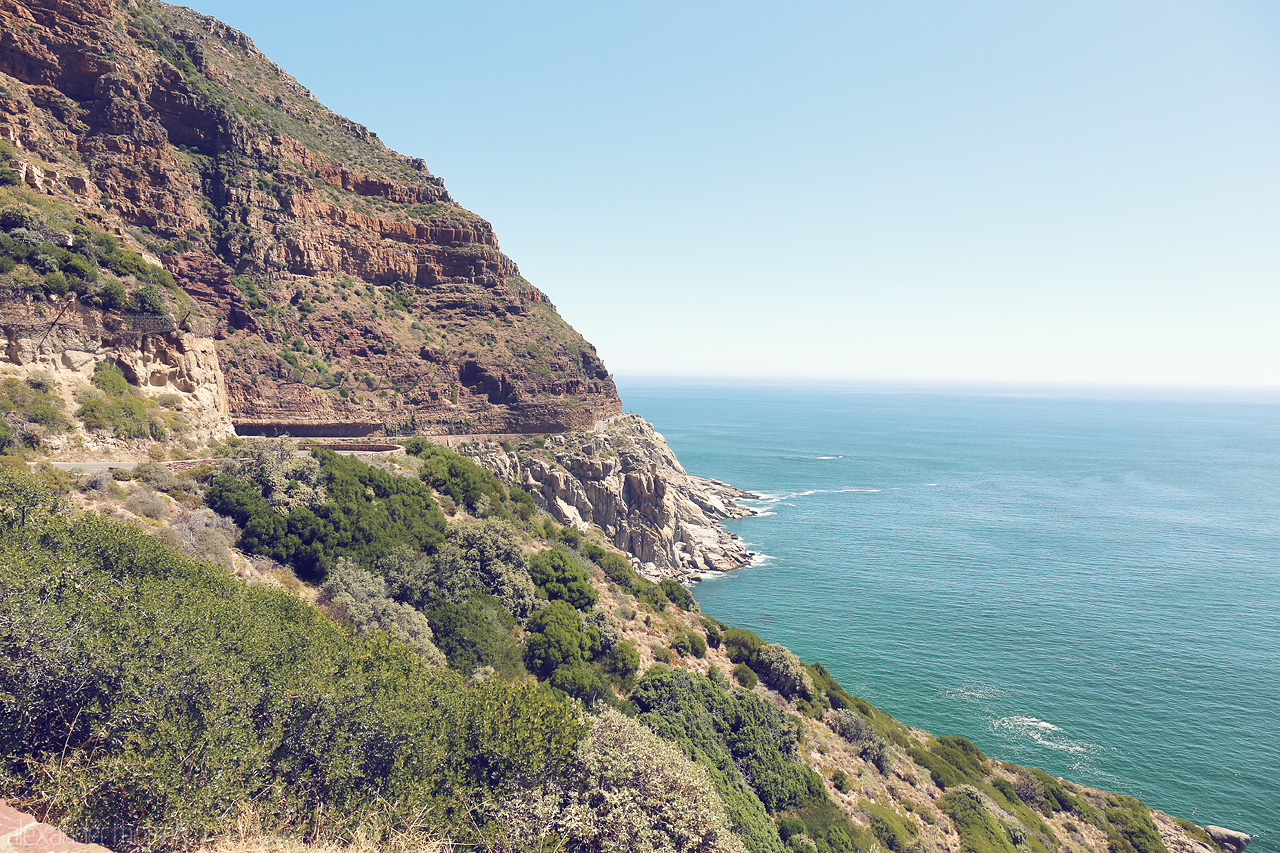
left=494, top=708, right=742, bottom=852
left=753, top=644, right=815, bottom=700
left=660, top=577, right=695, bottom=610
left=633, top=668, right=824, bottom=815
left=866, top=801, right=917, bottom=852
left=940, top=786, right=1018, bottom=853
left=777, top=817, right=806, bottom=842
left=653, top=646, right=674, bottom=665
left=92, top=361, right=130, bottom=395
left=529, top=547, right=598, bottom=610
left=24, top=371, right=55, bottom=393
left=702, top=615, right=725, bottom=647
left=524, top=600, right=600, bottom=678
left=76, top=395, right=154, bottom=438
left=602, top=640, right=640, bottom=688
left=909, top=747, right=965, bottom=790
left=1104, top=797, right=1168, bottom=853
left=206, top=450, right=446, bottom=580
left=390, top=518, right=536, bottom=617
left=734, top=662, right=759, bottom=689
left=549, top=659, right=614, bottom=706
left=426, top=591, right=525, bottom=679
left=908, top=737, right=986, bottom=790
left=832, top=769, right=851, bottom=794
left=43, top=270, right=68, bottom=295
left=0, top=376, right=69, bottom=440
left=991, top=777, right=1018, bottom=808
left=404, top=439, right=513, bottom=518
left=934, top=736, right=989, bottom=779
left=861, top=738, right=890, bottom=774
left=588, top=548, right=669, bottom=611
left=807, top=662, right=859, bottom=711
left=321, top=558, right=445, bottom=663
left=98, top=279, right=127, bottom=310
left=128, top=283, right=169, bottom=316
left=671, top=629, right=708, bottom=659
left=724, top=626, right=767, bottom=663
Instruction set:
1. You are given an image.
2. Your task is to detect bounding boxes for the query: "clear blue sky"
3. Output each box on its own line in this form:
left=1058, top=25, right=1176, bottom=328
left=188, top=0, right=1279, bottom=388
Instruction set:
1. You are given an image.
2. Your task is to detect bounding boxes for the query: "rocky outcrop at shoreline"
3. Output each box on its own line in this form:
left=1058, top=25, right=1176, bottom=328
left=462, top=413, right=758, bottom=581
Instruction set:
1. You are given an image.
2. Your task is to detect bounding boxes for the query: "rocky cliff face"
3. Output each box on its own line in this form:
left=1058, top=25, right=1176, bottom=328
left=464, top=414, right=758, bottom=581
left=0, top=0, right=620, bottom=436
left=0, top=295, right=233, bottom=446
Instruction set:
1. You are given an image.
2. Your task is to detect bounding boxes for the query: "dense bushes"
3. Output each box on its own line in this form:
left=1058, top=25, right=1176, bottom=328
left=724, top=626, right=767, bottom=663
left=523, top=600, right=600, bottom=679
left=753, top=644, right=815, bottom=700
left=75, top=363, right=178, bottom=441
left=939, top=787, right=1018, bottom=853
left=403, top=439, right=515, bottom=518
left=495, top=708, right=746, bottom=853
left=660, top=577, right=696, bottom=610
left=1104, top=797, right=1169, bottom=853
left=631, top=667, right=828, bottom=851
left=0, top=483, right=585, bottom=850
left=529, top=547, right=598, bottom=610
left=672, top=629, right=708, bottom=659
left=586, top=545, right=668, bottom=611
left=0, top=201, right=176, bottom=303
left=388, top=519, right=536, bottom=617
left=0, top=375, right=68, bottom=449
left=426, top=591, right=525, bottom=679
left=206, top=448, right=447, bottom=579
left=320, top=558, right=445, bottom=664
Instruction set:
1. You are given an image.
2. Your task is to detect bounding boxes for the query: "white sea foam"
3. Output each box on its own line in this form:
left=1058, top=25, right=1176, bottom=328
left=788, top=487, right=881, bottom=498
left=992, top=715, right=1091, bottom=756
left=942, top=685, right=1010, bottom=702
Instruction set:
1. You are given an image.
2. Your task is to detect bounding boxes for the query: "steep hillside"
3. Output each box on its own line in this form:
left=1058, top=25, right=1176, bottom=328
left=0, top=0, right=619, bottom=436
left=0, top=456, right=1251, bottom=853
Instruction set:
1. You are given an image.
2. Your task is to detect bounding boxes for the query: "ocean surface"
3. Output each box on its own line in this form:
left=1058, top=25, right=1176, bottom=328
left=618, top=380, right=1280, bottom=851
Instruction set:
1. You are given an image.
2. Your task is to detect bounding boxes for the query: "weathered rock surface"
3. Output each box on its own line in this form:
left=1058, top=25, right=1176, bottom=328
left=0, top=0, right=619, bottom=436
left=465, top=414, right=758, bottom=581
left=0, top=799, right=112, bottom=853
left=1205, top=826, right=1252, bottom=853
left=0, top=295, right=233, bottom=445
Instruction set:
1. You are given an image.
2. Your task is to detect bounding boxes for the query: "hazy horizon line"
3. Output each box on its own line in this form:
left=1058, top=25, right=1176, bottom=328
left=613, top=374, right=1280, bottom=403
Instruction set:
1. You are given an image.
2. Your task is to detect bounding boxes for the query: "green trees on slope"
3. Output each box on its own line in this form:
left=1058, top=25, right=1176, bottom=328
left=0, top=492, right=582, bottom=848
left=205, top=448, right=446, bottom=579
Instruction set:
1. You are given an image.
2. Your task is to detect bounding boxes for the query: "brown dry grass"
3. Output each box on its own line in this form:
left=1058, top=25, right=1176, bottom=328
left=197, top=808, right=450, bottom=853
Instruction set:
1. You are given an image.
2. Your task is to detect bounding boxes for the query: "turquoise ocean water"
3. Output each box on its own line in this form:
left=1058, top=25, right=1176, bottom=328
left=618, top=380, right=1279, bottom=851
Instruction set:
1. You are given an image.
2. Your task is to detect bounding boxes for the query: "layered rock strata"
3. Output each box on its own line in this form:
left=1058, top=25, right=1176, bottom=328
left=0, top=0, right=620, bottom=436
left=465, top=414, right=758, bottom=581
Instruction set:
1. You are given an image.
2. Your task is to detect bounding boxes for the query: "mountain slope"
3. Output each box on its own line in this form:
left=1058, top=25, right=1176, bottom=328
left=0, top=0, right=619, bottom=436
